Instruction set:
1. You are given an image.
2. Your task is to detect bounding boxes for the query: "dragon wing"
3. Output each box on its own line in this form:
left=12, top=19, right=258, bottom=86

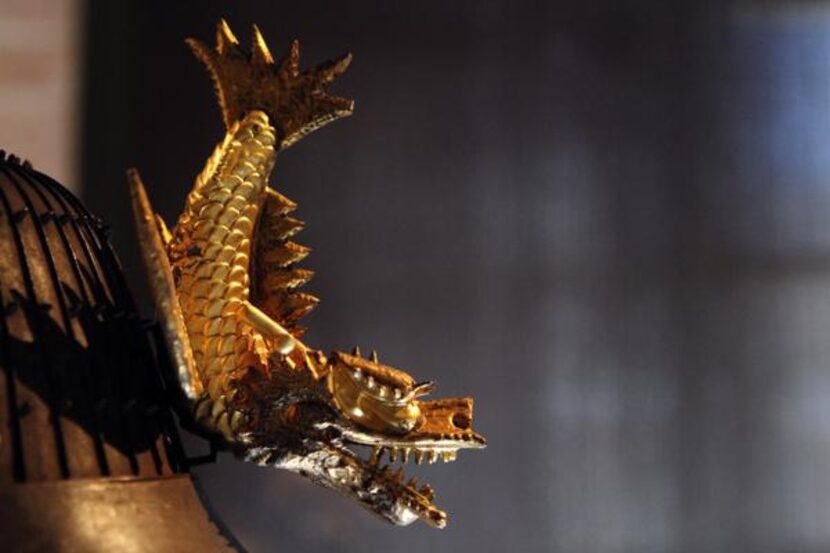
left=250, top=187, right=319, bottom=337
left=128, top=169, right=203, bottom=400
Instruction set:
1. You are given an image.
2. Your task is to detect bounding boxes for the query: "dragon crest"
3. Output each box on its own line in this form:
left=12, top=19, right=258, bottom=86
left=129, top=19, right=484, bottom=528
left=186, top=20, right=354, bottom=148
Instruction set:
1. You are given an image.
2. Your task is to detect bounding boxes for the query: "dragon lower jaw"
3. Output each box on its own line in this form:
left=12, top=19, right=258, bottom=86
left=244, top=441, right=448, bottom=528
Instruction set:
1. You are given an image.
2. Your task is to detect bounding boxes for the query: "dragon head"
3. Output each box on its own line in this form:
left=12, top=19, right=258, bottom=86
left=242, top=347, right=485, bottom=528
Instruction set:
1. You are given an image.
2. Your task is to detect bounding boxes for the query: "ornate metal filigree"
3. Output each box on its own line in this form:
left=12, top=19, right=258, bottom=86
left=129, top=19, right=484, bottom=528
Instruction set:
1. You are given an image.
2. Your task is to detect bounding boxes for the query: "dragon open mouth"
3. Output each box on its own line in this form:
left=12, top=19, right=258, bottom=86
left=331, top=433, right=485, bottom=528
left=312, top=350, right=486, bottom=526
left=359, top=444, right=450, bottom=528
left=325, top=399, right=485, bottom=527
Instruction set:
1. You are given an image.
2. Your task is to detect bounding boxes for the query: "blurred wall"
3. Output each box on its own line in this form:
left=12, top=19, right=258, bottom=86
left=0, top=0, right=81, bottom=188
left=80, top=2, right=830, bottom=552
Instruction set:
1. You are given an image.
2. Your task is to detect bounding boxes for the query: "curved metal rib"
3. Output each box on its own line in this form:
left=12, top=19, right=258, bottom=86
left=128, top=169, right=202, bottom=400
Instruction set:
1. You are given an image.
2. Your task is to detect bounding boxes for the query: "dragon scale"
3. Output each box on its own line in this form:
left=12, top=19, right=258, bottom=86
left=167, top=111, right=306, bottom=439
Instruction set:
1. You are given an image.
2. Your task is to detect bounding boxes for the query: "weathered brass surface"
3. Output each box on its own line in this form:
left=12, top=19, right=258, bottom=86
left=0, top=476, right=237, bottom=552
left=130, top=20, right=485, bottom=528
left=0, top=153, right=241, bottom=551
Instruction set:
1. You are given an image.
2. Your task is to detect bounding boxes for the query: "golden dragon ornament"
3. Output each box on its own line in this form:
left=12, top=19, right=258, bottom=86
left=127, top=20, right=485, bottom=528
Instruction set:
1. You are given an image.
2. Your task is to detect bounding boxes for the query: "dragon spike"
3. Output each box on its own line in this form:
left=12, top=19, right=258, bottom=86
left=251, top=25, right=274, bottom=65
left=317, top=53, right=353, bottom=85
left=370, top=350, right=379, bottom=363
left=216, top=19, right=239, bottom=54
left=187, top=19, right=354, bottom=148
left=352, top=346, right=361, bottom=357
left=278, top=40, right=301, bottom=77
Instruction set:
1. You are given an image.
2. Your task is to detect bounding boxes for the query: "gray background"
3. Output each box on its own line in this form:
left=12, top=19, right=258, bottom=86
left=82, top=1, right=830, bottom=552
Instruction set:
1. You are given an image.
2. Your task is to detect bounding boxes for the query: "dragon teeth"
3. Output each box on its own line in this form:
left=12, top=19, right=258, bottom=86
left=372, top=446, right=452, bottom=467
left=370, top=446, right=382, bottom=465
left=393, top=388, right=402, bottom=399
left=366, top=376, right=376, bottom=389
left=353, top=369, right=363, bottom=381
left=378, top=385, right=389, bottom=398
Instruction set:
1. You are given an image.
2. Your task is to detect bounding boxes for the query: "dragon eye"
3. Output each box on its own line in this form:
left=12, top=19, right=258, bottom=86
left=452, top=413, right=471, bottom=430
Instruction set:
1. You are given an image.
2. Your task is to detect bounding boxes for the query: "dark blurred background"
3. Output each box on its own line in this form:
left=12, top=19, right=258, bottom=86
left=6, top=0, right=830, bottom=551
